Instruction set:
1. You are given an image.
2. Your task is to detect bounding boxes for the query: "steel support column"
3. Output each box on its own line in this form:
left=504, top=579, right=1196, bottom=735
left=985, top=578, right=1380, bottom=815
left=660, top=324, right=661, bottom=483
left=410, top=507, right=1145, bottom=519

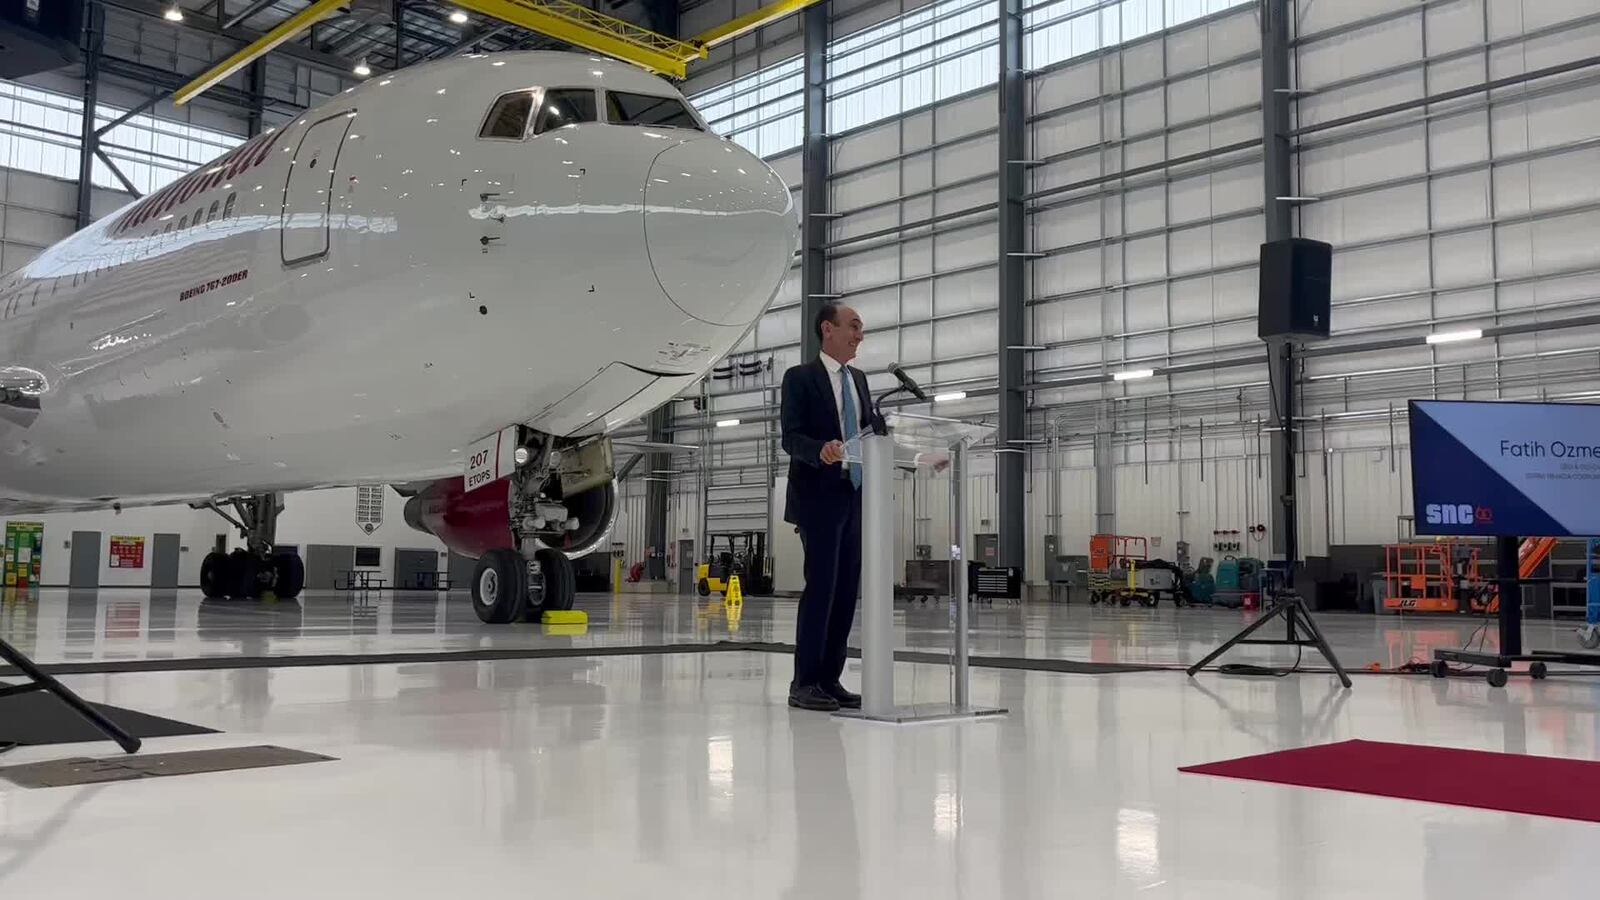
left=645, top=406, right=671, bottom=581
left=246, top=61, right=266, bottom=136
left=996, top=0, right=1027, bottom=572
left=76, top=3, right=104, bottom=230
left=799, top=2, right=830, bottom=362
left=1262, top=0, right=1298, bottom=572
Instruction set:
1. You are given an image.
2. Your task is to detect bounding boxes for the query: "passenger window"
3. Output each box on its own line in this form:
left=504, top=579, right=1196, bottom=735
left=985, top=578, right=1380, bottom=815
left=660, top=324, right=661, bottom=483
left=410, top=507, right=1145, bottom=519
left=223, top=192, right=237, bottom=218
left=533, top=89, right=597, bottom=135
left=479, top=91, right=534, bottom=140
left=207, top=200, right=220, bottom=222
left=605, top=91, right=701, bottom=129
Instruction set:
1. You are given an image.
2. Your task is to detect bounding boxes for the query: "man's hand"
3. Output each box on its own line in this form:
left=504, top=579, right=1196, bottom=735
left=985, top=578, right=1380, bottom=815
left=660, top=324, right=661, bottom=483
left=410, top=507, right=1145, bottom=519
left=820, top=440, right=846, bottom=465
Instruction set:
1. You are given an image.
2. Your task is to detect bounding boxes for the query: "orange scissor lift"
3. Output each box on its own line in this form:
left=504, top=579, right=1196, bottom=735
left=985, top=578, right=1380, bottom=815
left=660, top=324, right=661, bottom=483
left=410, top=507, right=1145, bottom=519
left=1383, top=537, right=1558, bottom=614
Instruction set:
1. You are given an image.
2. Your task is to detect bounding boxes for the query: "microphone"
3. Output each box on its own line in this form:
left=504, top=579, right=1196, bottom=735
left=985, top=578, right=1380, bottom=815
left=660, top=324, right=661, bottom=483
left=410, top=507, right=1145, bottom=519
left=886, top=362, right=930, bottom=402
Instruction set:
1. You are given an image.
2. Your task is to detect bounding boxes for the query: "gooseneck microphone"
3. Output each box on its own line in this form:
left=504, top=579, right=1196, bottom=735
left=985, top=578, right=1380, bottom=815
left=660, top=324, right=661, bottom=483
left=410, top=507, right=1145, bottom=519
left=885, top=362, right=930, bottom=402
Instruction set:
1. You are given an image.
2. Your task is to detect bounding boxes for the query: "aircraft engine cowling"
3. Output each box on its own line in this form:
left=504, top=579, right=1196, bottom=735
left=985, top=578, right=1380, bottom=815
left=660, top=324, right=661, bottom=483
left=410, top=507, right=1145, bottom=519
left=402, top=475, right=618, bottom=561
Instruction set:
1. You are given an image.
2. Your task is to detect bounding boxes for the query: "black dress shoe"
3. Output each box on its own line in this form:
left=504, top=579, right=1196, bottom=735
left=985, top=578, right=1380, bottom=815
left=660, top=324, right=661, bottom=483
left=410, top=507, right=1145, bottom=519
left=788, top=684, right=841, bottom=711
left=822, top=681, right=862, bottom=709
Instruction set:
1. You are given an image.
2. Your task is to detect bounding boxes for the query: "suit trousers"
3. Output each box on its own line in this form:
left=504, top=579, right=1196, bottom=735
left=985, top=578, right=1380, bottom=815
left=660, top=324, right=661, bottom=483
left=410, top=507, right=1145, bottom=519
left=792, top=489, right=863, bottom=688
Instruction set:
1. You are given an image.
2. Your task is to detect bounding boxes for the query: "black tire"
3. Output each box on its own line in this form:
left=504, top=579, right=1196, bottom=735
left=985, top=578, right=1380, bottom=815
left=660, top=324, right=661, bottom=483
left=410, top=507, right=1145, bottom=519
left=1486, top=668, right=1509, bottom=688
left=697, top=578, right=711, bottom=597
left=229, top=549, right=263, bottom=599
left=1530, top=661, right=1548, bottom=680
left=529, top=547, right=576, bottom=616
left=271, top=552, right=305, bottom=599
left=200, top=551, right=232, bottom=599
left=472, top=549, right=527, bottom=624
left=1430, top=659, right=1450, bottom=679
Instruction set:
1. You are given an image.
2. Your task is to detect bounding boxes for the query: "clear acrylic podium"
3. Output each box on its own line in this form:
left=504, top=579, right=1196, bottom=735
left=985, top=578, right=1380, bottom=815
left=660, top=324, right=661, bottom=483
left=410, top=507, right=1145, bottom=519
left=836, top=412, right=1008, bottom=724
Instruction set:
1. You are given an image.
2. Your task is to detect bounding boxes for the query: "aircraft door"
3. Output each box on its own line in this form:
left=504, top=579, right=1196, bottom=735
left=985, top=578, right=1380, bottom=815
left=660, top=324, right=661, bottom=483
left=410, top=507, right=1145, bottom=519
left=280, top=112, right=354, bottom=265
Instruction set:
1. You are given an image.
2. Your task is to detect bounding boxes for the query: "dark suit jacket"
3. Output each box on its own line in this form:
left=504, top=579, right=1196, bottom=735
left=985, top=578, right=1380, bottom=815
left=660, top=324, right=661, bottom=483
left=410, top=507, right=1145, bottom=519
left=781, top=357, right=870, bottom=526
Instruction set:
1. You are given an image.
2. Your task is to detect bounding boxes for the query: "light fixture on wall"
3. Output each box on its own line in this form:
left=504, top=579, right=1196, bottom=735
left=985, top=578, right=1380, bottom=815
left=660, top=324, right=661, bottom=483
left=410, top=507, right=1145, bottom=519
left=449, top=9, right=470, bottom=24
left=933, top=391, right=967, bottom=403
left=164, top=4, right=184, bottom=22
left=1112, top=368, right=1155, bottom=381
left=353, top=58, right=372, bottom=77
left=716, top=418, right=741, bottom=428
left=1425, top=328, right=1483, bottom=345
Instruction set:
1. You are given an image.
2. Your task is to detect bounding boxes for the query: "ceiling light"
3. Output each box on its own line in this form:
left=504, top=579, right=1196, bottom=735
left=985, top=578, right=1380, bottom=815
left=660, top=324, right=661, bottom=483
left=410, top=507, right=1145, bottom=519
left=716, top=418, right=741, bottom=428
left=164, top=4, right=184, bottom=22
left=449, top=9, right=469, bottom=24
left=1113, top=369, right=1155, bottom=381
left=353, top=58, right=372, bottom=77
left=1425, top=328, right=1483, bottom=345
left=933, top=391, right=967, bottom=403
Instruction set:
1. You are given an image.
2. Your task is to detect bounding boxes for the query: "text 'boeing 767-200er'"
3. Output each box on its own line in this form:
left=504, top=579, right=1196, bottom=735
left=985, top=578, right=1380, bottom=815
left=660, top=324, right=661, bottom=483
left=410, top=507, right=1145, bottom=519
left=0, top=51, right=798, bottom=622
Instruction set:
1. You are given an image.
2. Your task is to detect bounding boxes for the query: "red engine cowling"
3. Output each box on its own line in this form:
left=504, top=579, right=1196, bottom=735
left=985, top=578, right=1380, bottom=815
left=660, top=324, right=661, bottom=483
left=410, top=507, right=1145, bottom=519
left=402, top=476, right=515, bottom=561
left=403, top=475, right=619, bottom=560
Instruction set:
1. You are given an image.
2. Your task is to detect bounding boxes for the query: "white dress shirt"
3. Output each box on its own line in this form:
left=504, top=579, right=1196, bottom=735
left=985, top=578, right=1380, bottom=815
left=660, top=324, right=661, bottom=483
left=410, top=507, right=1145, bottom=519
left=819, top=351, right=865, bottom=437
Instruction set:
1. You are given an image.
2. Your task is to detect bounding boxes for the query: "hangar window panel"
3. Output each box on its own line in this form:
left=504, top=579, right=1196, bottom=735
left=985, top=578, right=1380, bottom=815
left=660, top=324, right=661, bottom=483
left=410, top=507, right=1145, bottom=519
left=206, top=200, right=220, bottom=223
left=1, top=78, right=244, bottom=195
left=479, top=91, right=535, bottom=140
left=606, top=92, right=701, bottom=130
left=223, top=192, right=237, bottom=219
left=535, top=89, right=599, bottom=134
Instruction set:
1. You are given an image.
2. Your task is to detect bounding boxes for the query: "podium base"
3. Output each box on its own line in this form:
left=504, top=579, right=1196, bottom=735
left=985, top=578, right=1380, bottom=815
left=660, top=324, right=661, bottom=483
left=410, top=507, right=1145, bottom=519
left=834, top=703, right=1007, bottom=725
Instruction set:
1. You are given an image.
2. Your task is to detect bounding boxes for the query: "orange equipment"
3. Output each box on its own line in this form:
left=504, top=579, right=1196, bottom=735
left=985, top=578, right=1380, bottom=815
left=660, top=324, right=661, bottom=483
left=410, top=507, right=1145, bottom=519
left=1383, top=541, right=1496, bottom=614
left=1518, top=536, right=1558, bottom=579
left=1090, top=534, right=1147, bottom=572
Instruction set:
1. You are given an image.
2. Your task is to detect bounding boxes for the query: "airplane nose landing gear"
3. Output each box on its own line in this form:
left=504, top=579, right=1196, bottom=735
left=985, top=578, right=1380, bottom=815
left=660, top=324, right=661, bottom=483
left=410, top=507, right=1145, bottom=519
left=196, top=493, right=305, bottom=600
left=470, top=545, right=576, bottom=624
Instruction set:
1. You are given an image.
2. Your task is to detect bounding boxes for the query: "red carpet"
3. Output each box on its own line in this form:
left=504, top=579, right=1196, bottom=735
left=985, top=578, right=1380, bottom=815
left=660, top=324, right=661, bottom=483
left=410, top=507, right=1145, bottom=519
left=1180, top=739, right=1600, bottom=823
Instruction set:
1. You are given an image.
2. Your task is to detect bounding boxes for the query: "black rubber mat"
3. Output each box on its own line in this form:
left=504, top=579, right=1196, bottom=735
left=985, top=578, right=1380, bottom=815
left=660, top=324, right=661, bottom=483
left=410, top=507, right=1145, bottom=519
left=4, top=642, right=1164, bottom=677
left=0, top=685, right=216, bottom=749
left=0, top=745, right=332, bottom=788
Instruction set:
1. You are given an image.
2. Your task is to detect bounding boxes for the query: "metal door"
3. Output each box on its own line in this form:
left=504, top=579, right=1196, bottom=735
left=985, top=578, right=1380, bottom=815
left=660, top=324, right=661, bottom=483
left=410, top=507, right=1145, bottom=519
left=304, top=544, right=353, bottom=590
left=69, top=531, right=100, bottom=588
left=447, top=552, right=477, bottom=590
left=393, top=548, right=438, bottom=590
left=150, top=533, right=180, bottom=588
left=678, top=539, right=695, bottom=595
left=280, top=113, right=354, bottom=265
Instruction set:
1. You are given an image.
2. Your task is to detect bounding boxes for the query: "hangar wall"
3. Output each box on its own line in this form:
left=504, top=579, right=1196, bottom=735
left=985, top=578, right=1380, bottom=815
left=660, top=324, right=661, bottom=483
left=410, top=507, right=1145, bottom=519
left=660, top=0, right=1600, bottom=583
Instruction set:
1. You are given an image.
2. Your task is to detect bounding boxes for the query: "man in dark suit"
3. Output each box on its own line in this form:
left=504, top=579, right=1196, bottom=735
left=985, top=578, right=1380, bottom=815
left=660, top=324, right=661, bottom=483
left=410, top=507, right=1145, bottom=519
left=780, top=303, right=871, bottom=711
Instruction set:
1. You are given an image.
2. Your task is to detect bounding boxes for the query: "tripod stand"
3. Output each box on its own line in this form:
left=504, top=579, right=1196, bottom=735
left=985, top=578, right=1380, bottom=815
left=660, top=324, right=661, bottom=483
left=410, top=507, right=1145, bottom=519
left=0, top=638, right=141, bottom=754
left=1185, top=579, right=1352, bottom=688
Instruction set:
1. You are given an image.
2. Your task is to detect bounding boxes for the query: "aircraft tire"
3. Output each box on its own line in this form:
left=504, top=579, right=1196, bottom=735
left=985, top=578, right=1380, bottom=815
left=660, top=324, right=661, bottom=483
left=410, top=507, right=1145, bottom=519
left=229, top=550, right=263, bottom=599
left=528, top=547, right=576, bottom=616
left=200, top=551, right=231, bottom=599
left=272, top=552, right=305, bottom=599
left=472, top=549, right=527, bottom=624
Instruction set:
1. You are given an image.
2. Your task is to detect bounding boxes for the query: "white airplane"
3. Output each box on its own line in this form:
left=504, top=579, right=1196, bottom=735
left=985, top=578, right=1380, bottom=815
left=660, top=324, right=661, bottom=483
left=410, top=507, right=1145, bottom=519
left=0, top=51, right=798, bottom=622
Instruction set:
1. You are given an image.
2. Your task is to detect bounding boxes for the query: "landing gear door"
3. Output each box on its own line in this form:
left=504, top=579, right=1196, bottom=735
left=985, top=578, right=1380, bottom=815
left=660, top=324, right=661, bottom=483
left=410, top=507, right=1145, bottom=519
left=462, top=174, right=515, bottom=255
left=281, top=112, right=354, bottom=265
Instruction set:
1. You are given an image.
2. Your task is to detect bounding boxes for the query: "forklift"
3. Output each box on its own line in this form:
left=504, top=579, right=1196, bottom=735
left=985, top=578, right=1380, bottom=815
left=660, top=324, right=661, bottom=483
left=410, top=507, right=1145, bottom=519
left=696, top=531, right=774, bottom=597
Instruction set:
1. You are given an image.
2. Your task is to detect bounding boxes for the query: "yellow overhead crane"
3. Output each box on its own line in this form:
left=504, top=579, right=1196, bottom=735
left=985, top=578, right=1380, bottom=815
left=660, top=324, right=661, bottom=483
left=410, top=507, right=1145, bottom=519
left=175, top=0, right=826, bottom=106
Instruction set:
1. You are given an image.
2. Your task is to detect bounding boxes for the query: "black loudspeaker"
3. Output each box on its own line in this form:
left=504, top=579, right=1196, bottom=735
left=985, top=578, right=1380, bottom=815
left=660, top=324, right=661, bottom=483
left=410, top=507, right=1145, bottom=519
left=1258, top=238, right=1332, bottom=341
left=0, top=0, right=82, bottom=79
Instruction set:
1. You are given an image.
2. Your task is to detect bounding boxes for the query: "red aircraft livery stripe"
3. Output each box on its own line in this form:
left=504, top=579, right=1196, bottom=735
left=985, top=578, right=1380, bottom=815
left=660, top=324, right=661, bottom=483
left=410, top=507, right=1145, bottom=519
left=112, top=130, right=282, bottom=236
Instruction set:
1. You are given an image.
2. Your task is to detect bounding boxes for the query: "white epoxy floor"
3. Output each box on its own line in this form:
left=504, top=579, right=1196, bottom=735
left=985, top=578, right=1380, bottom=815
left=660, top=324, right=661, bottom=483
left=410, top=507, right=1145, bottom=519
left=2, top=590, right=1598, bottom=899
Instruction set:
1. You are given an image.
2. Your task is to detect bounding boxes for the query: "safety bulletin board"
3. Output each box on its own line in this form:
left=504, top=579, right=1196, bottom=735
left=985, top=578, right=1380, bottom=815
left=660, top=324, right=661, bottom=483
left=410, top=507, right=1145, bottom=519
left=4, top=521, right=44, bottom=589
left=109, top=535, right=146, bottom=569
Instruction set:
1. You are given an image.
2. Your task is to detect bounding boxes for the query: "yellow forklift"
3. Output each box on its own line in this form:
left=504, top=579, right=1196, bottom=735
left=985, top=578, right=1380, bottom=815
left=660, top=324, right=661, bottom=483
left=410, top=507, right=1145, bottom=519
left=696, top=532, right=774, bottom=596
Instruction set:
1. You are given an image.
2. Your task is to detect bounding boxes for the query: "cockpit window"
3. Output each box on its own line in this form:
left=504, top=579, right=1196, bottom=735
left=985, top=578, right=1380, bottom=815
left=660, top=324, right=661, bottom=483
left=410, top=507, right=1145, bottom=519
left=605, top=92, right=701, bottom=130
left=533, top=89, right=598, bottom=135
left=479, top=91, right=535, bottom=140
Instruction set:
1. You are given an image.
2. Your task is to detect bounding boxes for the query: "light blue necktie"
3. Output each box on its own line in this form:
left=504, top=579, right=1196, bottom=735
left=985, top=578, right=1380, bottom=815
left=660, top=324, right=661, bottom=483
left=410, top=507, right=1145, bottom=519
left=840, top=367, right=862, bottom=490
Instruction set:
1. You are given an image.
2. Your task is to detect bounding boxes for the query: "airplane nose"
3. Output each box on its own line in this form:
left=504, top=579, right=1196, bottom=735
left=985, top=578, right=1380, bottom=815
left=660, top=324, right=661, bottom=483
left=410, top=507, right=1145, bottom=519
left=644, top=138, right=797, bottom=326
